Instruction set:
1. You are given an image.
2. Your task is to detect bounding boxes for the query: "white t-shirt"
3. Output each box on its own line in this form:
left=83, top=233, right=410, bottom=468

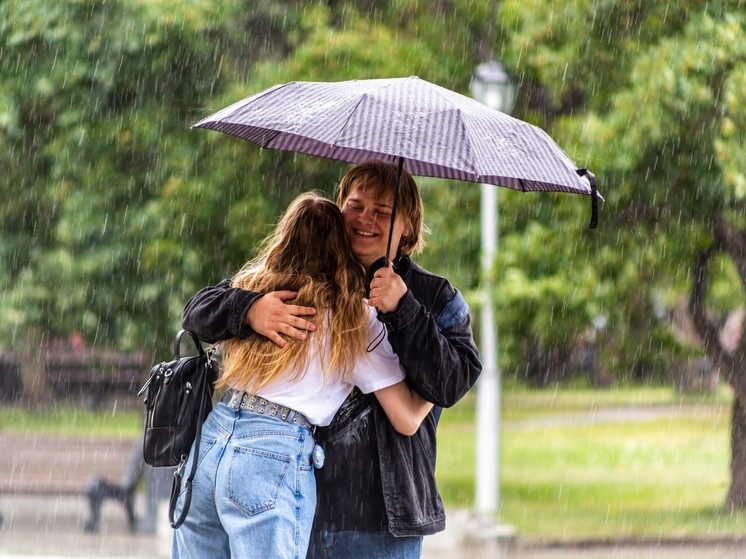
left=233, top=304, right=404, bottom=427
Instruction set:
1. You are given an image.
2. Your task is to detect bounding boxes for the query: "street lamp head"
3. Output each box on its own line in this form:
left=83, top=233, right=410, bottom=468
left=470, top=60, right=517, bottom=115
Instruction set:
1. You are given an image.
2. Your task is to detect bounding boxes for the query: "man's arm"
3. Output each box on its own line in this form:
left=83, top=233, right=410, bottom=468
left=181, top=279, right=316, bottom=345
left=181, top=279, right=260, bottom=344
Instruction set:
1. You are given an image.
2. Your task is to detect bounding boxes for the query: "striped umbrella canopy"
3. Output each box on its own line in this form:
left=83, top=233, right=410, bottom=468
left=193, top=76, right=599, bottom=231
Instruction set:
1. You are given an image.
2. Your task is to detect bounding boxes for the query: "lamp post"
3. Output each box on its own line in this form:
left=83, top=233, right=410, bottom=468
left=469, top=60, right=517, bottom=515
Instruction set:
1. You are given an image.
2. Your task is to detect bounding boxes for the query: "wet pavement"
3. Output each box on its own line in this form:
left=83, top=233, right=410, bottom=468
left=3, top=493, right=746, bottom=558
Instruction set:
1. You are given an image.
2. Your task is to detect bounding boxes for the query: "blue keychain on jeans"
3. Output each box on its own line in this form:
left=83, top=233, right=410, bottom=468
left=312, top=443, right=325, bottom=469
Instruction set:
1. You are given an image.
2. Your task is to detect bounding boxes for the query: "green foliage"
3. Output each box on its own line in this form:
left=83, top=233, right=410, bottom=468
left=3, top=0, right=745, bottom=390
left=0, top=0, right=274, bottom=352
left=492, top=1, right=746, bottom=377
left=0, top=0, right=495, bottom=356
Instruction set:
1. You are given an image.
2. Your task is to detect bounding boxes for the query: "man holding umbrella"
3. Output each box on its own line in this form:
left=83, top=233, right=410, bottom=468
left=182, top=159, right=482, bottom=558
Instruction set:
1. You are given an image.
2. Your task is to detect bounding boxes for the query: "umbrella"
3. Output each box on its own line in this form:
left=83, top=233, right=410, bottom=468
left=193, top=76, right=600, bottom=250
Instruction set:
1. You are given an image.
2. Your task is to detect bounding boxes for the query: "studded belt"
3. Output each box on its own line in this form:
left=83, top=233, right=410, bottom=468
left=221, top=389, right=315, bottom=430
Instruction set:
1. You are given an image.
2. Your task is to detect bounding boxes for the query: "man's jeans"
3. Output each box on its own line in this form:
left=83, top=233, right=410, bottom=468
left=171, top=402, right=316, bottom=559
left=307, top=529, right=423, bottom=559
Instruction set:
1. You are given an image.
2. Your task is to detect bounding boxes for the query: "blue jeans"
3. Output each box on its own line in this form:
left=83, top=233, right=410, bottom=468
left=171, top=401, right=316, bottom=559
left=307, top=529, right=423, bottom=559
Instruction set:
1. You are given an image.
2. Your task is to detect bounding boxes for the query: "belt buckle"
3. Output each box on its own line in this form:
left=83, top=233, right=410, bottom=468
left=229, top=390, right=242, bottom=411
left=227, top=389, right=248, bottom=411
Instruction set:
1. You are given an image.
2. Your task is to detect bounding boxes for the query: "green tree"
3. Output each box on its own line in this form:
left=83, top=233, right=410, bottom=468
left=497, top=0, right=746, bottom=507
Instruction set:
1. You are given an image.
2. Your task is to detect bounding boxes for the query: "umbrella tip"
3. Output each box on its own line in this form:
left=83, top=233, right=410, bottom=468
left=576, top=168, right=598, bottom=229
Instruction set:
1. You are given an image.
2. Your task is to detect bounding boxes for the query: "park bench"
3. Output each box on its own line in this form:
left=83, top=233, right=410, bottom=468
left=0, top=346, right=174, bottom=533
left=46, top=350, right=150, bottom=408
left=0, top=432, right=136, bottom=497
left=0, top=432, right=173, bottom=533
left=0, top=432, right=135, bottom=526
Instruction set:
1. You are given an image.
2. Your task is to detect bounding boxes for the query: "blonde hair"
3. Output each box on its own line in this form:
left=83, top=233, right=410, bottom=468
left=217, top=192, right=369, bottom=393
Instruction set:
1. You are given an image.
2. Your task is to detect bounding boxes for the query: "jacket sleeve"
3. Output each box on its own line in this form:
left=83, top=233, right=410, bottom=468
left=377, top=286, right=482, bottom=408
left=181, top=278, right=263, bottom=344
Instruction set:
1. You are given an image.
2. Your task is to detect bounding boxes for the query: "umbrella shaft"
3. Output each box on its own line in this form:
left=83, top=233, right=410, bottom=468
left=383, top=157, right=405, bottom=262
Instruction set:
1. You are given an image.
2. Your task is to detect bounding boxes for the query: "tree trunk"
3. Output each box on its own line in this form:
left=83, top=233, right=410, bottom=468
left=689, top=211, right=746, bottom=510
left=19, top=327, right=48, bottom=408
left=727, top=397, right=746, bottom=509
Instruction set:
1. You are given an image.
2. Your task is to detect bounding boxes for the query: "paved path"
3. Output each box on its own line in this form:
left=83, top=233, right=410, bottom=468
left=3, top=493, right=746, bottom=558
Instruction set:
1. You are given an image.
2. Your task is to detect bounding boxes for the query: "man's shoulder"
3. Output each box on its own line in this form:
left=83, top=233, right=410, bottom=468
left=402, top=257, right=453, bottom=288
left=399, top=257, right=458, bottom=307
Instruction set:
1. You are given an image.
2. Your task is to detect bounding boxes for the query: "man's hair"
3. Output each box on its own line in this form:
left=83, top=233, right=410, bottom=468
left=218, top=192, right=368, bottom=393
left=336, top=160, right=426, bottom=256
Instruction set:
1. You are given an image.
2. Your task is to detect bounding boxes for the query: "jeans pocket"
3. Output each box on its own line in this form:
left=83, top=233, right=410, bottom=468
left=227, top=444, right=292, bottom=515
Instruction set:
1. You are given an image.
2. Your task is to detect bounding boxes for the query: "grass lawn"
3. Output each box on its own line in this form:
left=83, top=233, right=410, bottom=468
left=0, top=403, right=143, bottom=438
left=435, top=383, right=746, bottom=540
left=5, top=383, right=746, bottom=540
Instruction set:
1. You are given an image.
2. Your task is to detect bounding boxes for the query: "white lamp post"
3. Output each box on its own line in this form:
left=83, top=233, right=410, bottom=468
left=469, top=60, right=517, bottom=515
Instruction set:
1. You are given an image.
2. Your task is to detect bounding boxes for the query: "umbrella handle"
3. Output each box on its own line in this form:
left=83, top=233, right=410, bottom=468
left=577, top=169, right=598, bottom=229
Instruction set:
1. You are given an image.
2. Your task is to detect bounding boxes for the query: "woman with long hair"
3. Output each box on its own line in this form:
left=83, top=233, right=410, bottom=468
left=172, top=192, right=432, bottom=559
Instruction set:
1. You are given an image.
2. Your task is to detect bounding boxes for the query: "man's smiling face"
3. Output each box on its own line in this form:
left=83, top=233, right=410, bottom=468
left=340, top=186, right=409, bottom=272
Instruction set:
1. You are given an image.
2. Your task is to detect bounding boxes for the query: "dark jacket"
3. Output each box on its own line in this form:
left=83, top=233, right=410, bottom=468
left=181, top=255, right=482, bottom=536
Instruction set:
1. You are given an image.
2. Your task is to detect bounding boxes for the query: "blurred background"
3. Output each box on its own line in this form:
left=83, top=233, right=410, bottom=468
left=1, top=0, right=746, bottom=549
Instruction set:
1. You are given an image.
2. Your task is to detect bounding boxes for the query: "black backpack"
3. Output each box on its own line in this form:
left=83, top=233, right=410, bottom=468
left=138, top=329, right=218, bottom=527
